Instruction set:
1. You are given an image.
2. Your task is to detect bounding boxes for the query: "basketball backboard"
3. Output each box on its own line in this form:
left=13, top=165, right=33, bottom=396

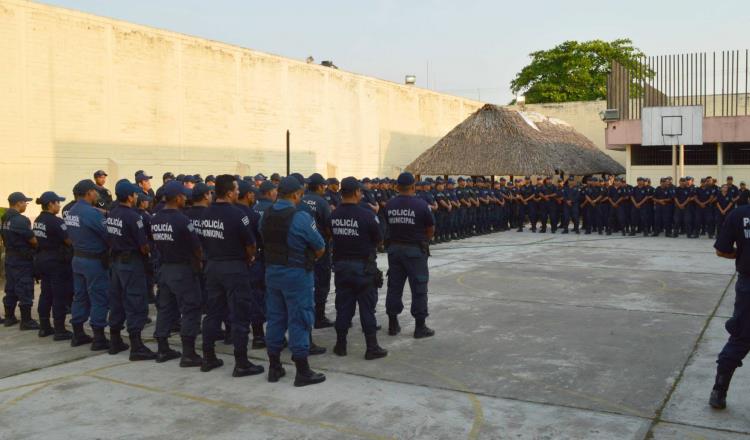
left=641, top=106, right=703, bottom=146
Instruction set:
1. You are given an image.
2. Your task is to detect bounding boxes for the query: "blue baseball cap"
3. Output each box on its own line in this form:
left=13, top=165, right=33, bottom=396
left=259, top=180, right=277, bottom=193
left=341, top=176, right=362, bottom=192
left=182, top=175, right=196, bottom=183
left=307, top=173, right=326, bottom=186
left=8, top=192, right=32, bottom=205
left=73, top=179, right=98, bottom=196
left=137, top=192, right=153, bottom=204
left=205, top=175, right=215, bottom=183
left=238, top=180, right=254, bottom=198
left=163, top=181, right=192, bottom=198
left=135, top=171, right=152, bottom=183
left=278, top=176, right=302, bottom=194
left=290, top=173, right=305, bottom=185
left=37, top=191, right=66, bottom=205
left=254, top=173, right=267, bottom=181
left=93, top=170, right=108, bottom=178
left=396, top=172, right=415, bottom=186
left=115, top=179, right=141, bottom=198
left=192, top=182, right=211, bottom=199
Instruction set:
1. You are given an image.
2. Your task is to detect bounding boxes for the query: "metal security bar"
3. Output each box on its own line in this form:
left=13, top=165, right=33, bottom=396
left=607, top=50, right=749, bottom=120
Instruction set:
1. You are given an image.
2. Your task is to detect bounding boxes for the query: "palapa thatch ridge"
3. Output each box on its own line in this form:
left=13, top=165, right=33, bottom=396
left=405, top=104, right=625, bottom=176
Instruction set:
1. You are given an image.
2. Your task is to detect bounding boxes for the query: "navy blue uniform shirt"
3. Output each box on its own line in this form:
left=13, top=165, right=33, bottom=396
left=1, top=208, right=34, bottom=251
left=150, top=208, right=201, bottom=264
left=33, top=211, right=68, bottom=252
left=106, top=203, right=148, bottom=254
left=330, top=203, right=382, bottom=259
left=299, top=192, right=331, bottom=235
left=715, top=205, right=750, bottom=275
left=65, top=200, right=108, bottom=254
left=385, top=195, right=434, bottom=243
left=199, top=201, right=255, bottom=261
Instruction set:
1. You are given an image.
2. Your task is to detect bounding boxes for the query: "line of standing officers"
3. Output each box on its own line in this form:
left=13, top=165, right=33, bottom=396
left=413, top=174, right=748, bottom=240
left=1, top=170, right=437, bottom=388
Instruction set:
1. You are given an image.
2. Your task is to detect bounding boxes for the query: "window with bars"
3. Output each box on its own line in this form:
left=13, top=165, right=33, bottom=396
left=723, top=143, right=750, bottom=165
left=630, top=144, right=719, bottom=165
left=630, top=144, right=674, bottom=165
left=684, top=144, right=718, bottom=165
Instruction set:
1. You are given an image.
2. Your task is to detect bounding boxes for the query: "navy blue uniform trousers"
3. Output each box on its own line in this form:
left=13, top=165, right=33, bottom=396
left=718, top=274, right=750, bottom=372
left=202, top=260, right=257, bottom=352
left=333, top=260, right=378, bottom=335
left=154, top=263, right=202, bottom=338
left=108, top=257, right=149, bottom=334
left=4, top=256, right=34, bottom=308
left=36, top=257, right=73, bottom=320
left=71, top=255, right=109, bottom=328
left=385, top=243, right=429, bottom=320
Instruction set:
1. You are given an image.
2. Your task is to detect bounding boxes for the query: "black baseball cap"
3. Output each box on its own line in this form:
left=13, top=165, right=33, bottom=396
left=341, top=176, right=362, bottom=192
left=8, top=192, right=32, bottom=205
left=94, top=170, right=108, bottom=178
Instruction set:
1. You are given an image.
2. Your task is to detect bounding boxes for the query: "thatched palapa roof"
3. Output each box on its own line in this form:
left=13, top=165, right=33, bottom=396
left=406, top=104, right=625, bottom=176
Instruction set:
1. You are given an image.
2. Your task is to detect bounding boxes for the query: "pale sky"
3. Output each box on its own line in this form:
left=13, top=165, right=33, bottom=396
left=41, top=0, right=750, bottom=104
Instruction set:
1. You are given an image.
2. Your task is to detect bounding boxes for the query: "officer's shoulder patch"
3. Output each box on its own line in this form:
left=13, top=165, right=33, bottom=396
left=136, top=219, right=144, bottom=229
left=60, top=223, right=67, bottom=231
left=311, top=220, right=318, bottom=231
left=374, top=216, right=380, bottom=224
left=187, top=223, right=195, bottom=232
left=241, top=216, right=250, bottom=226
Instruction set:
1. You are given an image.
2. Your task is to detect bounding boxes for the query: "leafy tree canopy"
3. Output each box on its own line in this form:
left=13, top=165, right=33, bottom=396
left=510, top=39, right=646, bottom=104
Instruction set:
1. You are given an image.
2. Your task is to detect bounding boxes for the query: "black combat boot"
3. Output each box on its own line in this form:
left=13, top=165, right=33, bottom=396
left=179, top=336, right=203, bottom=368
left=232, top=349, right=265, bottom=377
left=309, top=334, right=326, bottom=355
left=364, top=333, right=388, bottom=360
left=155, top=337, right=181, bottom=363
left=314, top=305, right=334, bottom=329
left=267, top=353, right=286, bottom=383
left=561, top=228, right=569, bottom=234
left=108, top=328, right=129, bottom=355
left=70, top=323, right=93, bottom=347
left=292, top=356, right=326, bottom=387
left=3, top=306, right=18, bottom=327
left=251, top=323, right=266, bottom=349
left=200, top=345, right=224, bottom=372
left=19, top=305, right=39, bottom=330
left=388, top=314, right=401, bottom=336
left=90, top=326, right=110, bottom=351
left=128, top=332, right=157, bottom=361
left=53, top=318, right=73, bottom=341
left=413, top=318, right=435, bottom=339
left=709, top=368, right=735, bottom=409
left=37, top=318, right=54, bottom=337
left=333, top=329, right=347, bottom=356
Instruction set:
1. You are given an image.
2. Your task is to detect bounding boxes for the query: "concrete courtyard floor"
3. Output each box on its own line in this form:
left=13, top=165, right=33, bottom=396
left=0, top=231, right=748, bottom=439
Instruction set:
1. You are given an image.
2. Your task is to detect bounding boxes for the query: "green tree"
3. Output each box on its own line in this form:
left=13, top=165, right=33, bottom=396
left=510, top=39, right=648, bottom=104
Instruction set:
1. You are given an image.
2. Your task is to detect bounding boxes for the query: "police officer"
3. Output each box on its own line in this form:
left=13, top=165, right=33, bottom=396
left=324, top=178, right=341, bottom=210
left=251, top=180, right=278, bottom=347
left=2, top=192, right=38, bottom=329
left=135, top=170, right=155, bottom=210
left=652, top=178, right=674, bottom=237
left=93, top=170, right=113, bottom=213
left=562, top=176, right=581, bottom=234
left=261, top=176, right=327, bottom=386
left=65, top=179, right=110, bottom=349
left=607, top=178, right=628, bottom=235
left=674, top=178, right=693, bottom=237
left=199, top=174, right=264, bottom=377
left=151, top=181, right=204, bottom=367
left=710, top=201, right=750, bottom=408
left=106, top=179, right=156, bottom=361
left=716, top=184, right=734, bottom=236
left=384, top=172, right=435, bottom=339
left=33, top=191, right=73, bottom=339
left=329, top=177, right=388, bottom=360
left=583, top=177, right=600, bottom=235
left=184, top=182, right=212, bottom=317
left=299, top=173, right=334, bottom=330
left=236, top=180, right=266, bottom=350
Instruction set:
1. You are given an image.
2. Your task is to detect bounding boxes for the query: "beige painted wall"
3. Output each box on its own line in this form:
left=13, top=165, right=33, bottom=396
left=0, top=0, right=623, bottom=218
left=0, top=0, right=485, bottom=215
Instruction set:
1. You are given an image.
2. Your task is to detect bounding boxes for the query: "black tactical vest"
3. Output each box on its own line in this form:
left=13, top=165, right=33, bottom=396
left=260, top=206, right=315, bottom=270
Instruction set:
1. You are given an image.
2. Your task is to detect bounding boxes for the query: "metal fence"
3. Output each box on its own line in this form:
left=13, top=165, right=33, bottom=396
left=607, top=50, right=749, bottom=120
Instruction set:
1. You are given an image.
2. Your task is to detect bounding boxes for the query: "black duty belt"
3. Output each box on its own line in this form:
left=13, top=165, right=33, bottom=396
left=5, top=249, right=34, bottom=260
left=74, top=250, right=107, bottom=259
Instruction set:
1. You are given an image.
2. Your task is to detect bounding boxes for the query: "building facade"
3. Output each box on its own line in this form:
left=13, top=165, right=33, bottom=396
left=605, top=51, right=750, bottom=183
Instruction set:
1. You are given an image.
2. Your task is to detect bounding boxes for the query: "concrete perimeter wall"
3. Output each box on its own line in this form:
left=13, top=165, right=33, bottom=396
left=0, top=0, right=484, bottom=212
